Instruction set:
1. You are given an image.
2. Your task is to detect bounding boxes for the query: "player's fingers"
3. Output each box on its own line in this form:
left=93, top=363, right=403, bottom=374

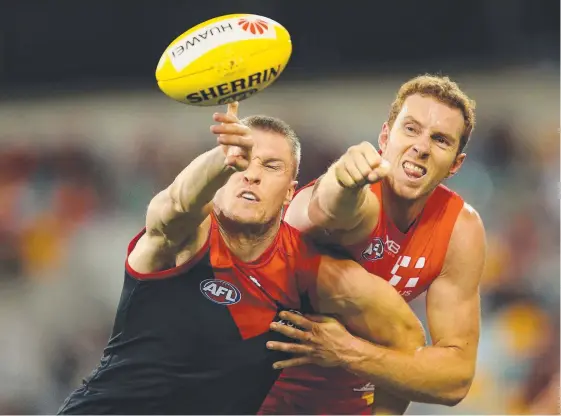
left=269, top=323, right=313, bottom=342
left=272, top=356, right=314, bottom=370
left=343, top=158, right=367, bottom=185
left=367, top=159, right=391, bottom=183
left=266, top=340, right=314, bottom=355
left=227, top=101, right=239, bottom=118
left=354, top=152, right=375, bottom=179
left=362, top=145, right=382, bottom=169
left=211, top=123, right=250, bottom=136
left=278, top=311, right=315, bottom=330
left=335, top=167, right=357, bottom=189
left=213, top=112, right=239, bottom=124
left=216, top=134, right=253, bottom=149
left=225, top=155, right=249, bottom=171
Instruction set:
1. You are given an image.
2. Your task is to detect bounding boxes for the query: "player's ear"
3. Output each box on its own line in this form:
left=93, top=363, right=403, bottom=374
left=285, top=181, right=298, bottom=204
left=378, top=122, right=390, bottom=153
left=447, top=153, right=466, bottom=178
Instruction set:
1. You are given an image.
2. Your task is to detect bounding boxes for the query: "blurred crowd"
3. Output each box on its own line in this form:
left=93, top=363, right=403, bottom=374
left=0, top=92, right=558, bottom=414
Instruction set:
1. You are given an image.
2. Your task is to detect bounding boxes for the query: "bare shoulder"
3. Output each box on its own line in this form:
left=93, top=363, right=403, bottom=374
left=128, top=215, right=212, bottom=275
left=450, top=203, right=486, bottom=253
left=440, top=202, right=487, bottom=286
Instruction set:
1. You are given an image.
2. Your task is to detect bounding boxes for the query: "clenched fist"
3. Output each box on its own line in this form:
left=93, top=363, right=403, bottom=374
left=333, top=142, right=390, bottom=188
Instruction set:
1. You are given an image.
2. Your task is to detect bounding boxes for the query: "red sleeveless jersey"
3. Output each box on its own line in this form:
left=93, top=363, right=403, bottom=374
left=261, top=181, right=464, bottom=414
left=61, top=213, right=323, bottom=415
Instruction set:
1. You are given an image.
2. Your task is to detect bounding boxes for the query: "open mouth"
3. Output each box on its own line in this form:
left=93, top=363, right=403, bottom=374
left=238, top=191, right=260, bottom=202
left=402, top=161, right=427, bottom=179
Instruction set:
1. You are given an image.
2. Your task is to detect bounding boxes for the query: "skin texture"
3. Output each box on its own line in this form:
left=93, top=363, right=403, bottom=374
left=272, top=94, right=487, bottom=407
left=128, top=103, right=426, bottom=414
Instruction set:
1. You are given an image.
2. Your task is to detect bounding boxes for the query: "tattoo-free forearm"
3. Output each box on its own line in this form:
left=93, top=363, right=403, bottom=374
left=342, top=339, right=474, bottom=406
left=309, top=166, right=369, bottom=230
left=168, top=146, right=233, bottom=216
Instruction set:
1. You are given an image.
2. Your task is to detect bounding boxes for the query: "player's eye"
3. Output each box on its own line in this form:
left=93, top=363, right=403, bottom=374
left=404, top=125, right=418, bottom=134
left=265, top=163, right=282, bottom=171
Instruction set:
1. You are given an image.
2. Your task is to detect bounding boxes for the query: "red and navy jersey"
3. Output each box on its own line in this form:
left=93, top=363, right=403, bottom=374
left=58, top=213, right=320, bottom=415
left=262, top=180, right=465, bottom=414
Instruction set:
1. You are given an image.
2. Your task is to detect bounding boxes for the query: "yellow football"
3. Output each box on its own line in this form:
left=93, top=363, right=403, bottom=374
left=155, top=14, right=292, bottom=106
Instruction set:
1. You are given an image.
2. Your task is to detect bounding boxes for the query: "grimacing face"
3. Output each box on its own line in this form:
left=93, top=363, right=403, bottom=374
left=378, top=94, right=466, bottom=201
left=214, top=129, right=297, bottom=227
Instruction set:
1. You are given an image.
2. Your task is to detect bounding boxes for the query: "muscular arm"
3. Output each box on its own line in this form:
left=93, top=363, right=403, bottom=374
left=309, top=256, right=427, bottom=415
left=284, top=170, right=380, bottom=246
left=128, top=146, right=234, bottom=273
left=272, top=206, right=486, bottom=408
left=285, top=142, right=390, bottom=245
left=334, top=206, right=486, bottom=405
left=313, top=256, right=426, bottom=352
left=128, top=103, right=251, bottom=274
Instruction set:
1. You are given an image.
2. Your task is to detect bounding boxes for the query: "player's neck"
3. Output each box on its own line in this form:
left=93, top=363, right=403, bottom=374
left=217, top=216, right=281, bottom=263
left=382, top=184, right=430, bottom=233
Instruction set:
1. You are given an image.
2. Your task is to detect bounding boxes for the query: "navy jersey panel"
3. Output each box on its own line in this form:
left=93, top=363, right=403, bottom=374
left=58, top=252, right=294, bottom=415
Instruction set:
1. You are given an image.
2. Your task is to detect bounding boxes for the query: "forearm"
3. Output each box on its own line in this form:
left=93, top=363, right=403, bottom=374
left=372, top=387, right=410, bottom=415
left=310, top=166, right=369, bottom=229
left=343, top=338, right=473, bottom=406
left=168, top=146, right=233, bottom=215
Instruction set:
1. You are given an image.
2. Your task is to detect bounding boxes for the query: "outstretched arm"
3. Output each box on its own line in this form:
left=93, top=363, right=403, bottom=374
left=129, top=102, right=253, bottom=273
left=284, top=142, right=388, bottom=246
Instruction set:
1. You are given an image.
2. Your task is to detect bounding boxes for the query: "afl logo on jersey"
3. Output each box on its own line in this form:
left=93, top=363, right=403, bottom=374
left=361, top=237, right=384, bottom=261
left=200, top=279, right=242, bottom=305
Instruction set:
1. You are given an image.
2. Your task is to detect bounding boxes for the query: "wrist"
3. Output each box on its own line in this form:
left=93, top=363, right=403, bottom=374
left=209, top=146, right=236, bottom=176
left=339, top=334, right=368, bottom=369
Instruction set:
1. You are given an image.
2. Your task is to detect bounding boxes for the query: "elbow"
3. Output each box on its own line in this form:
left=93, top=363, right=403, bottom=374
left=391, top=316, right=427, bottom=352
left=434, top=373, right=473, bottom=407
left=440, top=385, right=470, bottom=407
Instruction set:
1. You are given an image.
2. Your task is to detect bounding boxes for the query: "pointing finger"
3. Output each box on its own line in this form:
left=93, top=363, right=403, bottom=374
left=227, top=101, right=239, bottom=118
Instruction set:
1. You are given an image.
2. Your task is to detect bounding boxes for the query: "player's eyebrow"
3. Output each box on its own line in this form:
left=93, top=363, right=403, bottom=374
left=403, top=116, right=459, bottom=143
left=402, top=115, right=422, bottom=126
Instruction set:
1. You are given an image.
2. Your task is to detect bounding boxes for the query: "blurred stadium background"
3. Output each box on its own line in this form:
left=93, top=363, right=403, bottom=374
left=0, top=0, right=559, bottom=414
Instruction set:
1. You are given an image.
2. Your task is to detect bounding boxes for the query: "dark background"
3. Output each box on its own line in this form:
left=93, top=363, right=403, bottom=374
left=0, top=0, right=558, bottom=90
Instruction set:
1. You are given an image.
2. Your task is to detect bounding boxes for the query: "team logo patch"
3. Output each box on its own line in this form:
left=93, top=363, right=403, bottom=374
left=353, top=382, right=376, bottom=392
left=361, top=237, right=384, bottom=261
left=200, top=279, right=242, bottom=305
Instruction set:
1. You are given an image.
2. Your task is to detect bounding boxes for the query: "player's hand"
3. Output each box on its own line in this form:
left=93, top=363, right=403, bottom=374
left=210, top=101, right=253, bottom=171
left=334, top=142, right=390, bottom=188
left=267, top=311, right=356, bottom=369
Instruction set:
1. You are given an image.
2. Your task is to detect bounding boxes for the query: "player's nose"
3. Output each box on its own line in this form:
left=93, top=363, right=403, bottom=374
left=412, top=134, right=431, bottom=158
left=243, top=163, right=262, bottom=184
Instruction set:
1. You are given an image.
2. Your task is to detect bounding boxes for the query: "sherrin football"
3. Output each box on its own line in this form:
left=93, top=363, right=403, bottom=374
left=156, top=14, right=292, bottom=106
